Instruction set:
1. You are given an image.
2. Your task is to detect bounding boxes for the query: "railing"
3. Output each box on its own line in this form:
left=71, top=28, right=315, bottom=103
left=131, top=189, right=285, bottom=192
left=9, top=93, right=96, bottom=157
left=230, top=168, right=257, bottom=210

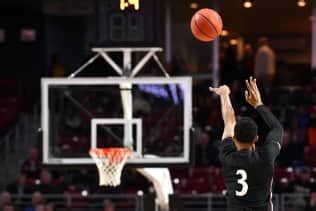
left=12, top=194, right=141, bottom=211
left=280, top=193, right=310, bottom=211
left=0, top=116, right=27, bottom=187
left=9, top=193, right=311, bottom=211
left=180, top=194, right=280, bottom=211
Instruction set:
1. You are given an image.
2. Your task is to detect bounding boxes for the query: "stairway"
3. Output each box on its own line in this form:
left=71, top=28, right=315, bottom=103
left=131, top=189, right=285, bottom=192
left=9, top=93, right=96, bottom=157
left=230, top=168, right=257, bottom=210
left=0, top=106, right=40, bottom=189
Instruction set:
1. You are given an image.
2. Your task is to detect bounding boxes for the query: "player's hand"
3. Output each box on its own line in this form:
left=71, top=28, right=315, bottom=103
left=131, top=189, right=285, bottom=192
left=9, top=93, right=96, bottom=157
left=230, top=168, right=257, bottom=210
left=245, top=76, right=263, bottom=108
left=209, top=85, right=231, bottom=96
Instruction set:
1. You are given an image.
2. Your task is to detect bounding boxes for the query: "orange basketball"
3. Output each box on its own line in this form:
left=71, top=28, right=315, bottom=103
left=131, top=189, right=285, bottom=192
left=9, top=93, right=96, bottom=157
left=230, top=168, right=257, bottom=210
left=190, top=8, right=223, bottom=42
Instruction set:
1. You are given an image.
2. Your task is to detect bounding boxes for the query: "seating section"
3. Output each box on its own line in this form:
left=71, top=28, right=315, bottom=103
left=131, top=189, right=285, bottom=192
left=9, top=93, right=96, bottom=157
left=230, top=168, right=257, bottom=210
left=0, top=78, right=21, bottom=135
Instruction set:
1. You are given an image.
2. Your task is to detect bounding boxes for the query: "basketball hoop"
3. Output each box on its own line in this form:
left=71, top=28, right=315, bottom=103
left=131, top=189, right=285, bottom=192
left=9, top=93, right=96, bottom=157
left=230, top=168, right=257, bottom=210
left=89, top=148, right=132, bottom=187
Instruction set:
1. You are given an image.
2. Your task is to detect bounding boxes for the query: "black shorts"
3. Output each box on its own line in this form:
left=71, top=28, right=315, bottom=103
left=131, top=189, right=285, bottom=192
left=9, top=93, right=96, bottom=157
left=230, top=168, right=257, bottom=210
left=227, top=204, right=272, bottom=211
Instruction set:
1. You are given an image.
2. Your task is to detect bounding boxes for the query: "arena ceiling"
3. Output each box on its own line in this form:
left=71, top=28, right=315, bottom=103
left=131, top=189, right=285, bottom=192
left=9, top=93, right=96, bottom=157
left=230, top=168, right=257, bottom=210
left=171, top=0, right=311, bottom=35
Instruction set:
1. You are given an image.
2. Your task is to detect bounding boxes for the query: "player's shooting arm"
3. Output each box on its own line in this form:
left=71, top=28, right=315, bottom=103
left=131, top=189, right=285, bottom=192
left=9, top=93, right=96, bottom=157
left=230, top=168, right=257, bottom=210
left=256, top=105, right=283, bottom=147
left=209, top=85, right=236, bottom=140
left=245, top=77, right=283, bottom=148
left=220, top=94, right=236, bottom=140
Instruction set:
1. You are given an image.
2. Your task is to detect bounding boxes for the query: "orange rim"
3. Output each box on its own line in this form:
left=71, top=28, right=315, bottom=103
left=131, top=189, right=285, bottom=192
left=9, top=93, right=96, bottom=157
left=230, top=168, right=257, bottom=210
left=89, top=148, right=132, bottom=157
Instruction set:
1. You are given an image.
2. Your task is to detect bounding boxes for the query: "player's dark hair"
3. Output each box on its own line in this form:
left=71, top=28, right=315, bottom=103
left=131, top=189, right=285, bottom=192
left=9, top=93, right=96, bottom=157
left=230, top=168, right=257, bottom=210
left=234, top=117, right=258, bottom=143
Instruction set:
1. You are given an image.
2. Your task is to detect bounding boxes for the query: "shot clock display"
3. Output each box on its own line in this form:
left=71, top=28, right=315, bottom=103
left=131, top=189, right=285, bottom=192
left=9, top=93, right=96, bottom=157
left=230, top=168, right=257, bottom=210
left=120, top=0, right=140, bottom=11
left=97, top=0, right=159, bottom=46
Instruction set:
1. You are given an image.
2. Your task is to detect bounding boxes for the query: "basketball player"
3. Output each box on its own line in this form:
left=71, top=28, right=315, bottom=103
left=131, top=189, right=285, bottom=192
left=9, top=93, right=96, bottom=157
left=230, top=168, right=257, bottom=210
left=209, top=77, right=283, bottom=211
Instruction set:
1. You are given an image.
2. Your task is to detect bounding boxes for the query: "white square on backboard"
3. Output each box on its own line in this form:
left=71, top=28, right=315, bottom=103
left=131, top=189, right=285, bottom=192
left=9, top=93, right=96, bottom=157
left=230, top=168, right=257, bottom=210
left=91, top=118, right=142, bottom=156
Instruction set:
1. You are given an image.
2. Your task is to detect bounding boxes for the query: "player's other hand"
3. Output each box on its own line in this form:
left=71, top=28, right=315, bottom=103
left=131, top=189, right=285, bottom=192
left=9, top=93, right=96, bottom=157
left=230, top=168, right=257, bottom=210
left=245, top=76, right=263, bottom=108
left=209, top=85, right=230, bottom=96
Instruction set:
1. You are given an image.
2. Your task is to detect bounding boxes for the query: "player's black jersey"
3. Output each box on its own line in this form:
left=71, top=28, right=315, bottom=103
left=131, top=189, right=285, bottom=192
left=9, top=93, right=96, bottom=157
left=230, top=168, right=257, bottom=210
left=219, top=105, right=283, bottom=209
left=219, top=138, right=278, bottom=208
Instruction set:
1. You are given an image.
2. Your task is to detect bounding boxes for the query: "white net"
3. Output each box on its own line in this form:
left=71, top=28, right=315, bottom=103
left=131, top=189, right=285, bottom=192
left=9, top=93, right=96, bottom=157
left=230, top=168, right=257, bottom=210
left=89, top=148, right=131, bottom=187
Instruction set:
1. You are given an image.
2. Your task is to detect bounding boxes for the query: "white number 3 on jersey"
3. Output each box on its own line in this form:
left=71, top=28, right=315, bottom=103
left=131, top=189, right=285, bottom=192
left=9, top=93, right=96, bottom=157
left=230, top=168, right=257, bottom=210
left=235, top=169, right=248, bottom=196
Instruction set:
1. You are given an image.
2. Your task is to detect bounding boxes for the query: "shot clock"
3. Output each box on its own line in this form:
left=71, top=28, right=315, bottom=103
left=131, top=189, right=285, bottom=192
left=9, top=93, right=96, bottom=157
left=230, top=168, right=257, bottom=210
left=97, top=0, right=159, bottom=46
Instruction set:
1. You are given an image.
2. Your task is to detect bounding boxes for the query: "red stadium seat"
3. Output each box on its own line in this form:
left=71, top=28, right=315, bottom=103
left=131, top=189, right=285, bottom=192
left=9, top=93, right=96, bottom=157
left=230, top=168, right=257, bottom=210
left=274, top=167, right=294, bottom=184
left=305, top=146, right=316, bottom=166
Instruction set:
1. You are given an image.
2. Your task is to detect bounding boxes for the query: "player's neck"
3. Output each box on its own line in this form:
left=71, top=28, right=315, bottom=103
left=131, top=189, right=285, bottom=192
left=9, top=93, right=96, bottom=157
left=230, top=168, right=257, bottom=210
left=234, top=141, right=255, bottom=151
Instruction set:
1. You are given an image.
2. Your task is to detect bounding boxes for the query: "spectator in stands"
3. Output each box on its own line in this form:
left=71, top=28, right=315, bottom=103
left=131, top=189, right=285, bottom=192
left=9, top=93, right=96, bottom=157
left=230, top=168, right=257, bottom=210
left=207, top=171, right=220, bottom=193
left=213, top=168, right=225, bottom=192
left=221, top=45, right=238, bottom=85
left=35, top=204, right=45, bottom=211
left=288, top=166, right=314, bottom=193
left=291, top=108, right=308, bottom=147
left=6, top=173, right=31, bottom=195
left=0, top=192, right=12, bottom=210
left=195, top=131, right=210, bottom=165
left=177, top=178, right=190, bottom=194
left=287, top=167, right=314, bottom=210
left=274, top=177, right=291, bottom=194
left=36, top=169, right=61, bottom=194
left=308, top=115, right=316, bottom=148
left=3, top=204, right=15, bottom=211
left=239, top=43, right=254, bottom=79
left=103, top=199, right=115, bottom=211
left=230, top=80, right=245, bottom=108
left=50, top=53, right=66, bottom=77
left=277, top=129, right=297, bottom=166
left=195, top=130, right=220, bottom=166
left=295, top=105, right=310, bottom=133
left=44, top=203, right=54, bottom=211
left=21, top=146, right=41, bottom=179
left=307, top=192, right=316, bottom=211
left=254, top=37, right=276, bottom=88
left=24, top=191, right=44, bottom=211
left=304, top=114, right=316, bottom=166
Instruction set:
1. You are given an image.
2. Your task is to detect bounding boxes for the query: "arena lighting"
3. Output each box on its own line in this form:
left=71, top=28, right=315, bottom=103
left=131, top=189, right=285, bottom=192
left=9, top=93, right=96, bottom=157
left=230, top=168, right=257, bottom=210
left=286, top=167, right=294, bottom=172
left=137, top=190, right=144, bottom=196
left=243, top=0, right=253, bottom=8
left=81, top=190, right=88, bottom=197
left=221, top=30, right=229, bottom=36
left=297, top=0, right=306, bottom=7
left=230, top=38, right=238, bottom=45
left=190, top=2, right=199, bottom=9
left=280, top=178, right=288, bottom=184
left=173, top=178, right=180, bottom=184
